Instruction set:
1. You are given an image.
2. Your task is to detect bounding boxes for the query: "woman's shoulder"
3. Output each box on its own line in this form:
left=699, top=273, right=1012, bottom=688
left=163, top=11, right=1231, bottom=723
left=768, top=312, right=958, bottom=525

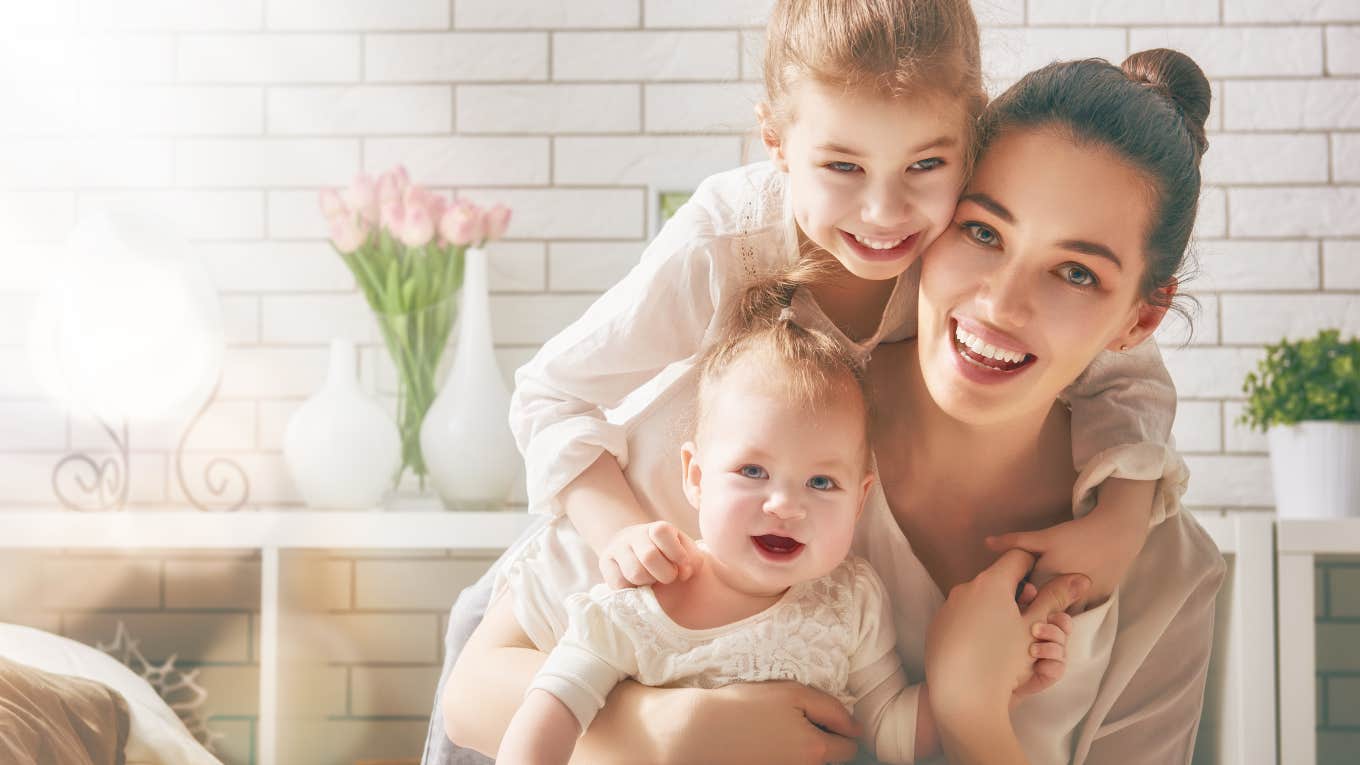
left=1120, top=511, right=1227, bottom=627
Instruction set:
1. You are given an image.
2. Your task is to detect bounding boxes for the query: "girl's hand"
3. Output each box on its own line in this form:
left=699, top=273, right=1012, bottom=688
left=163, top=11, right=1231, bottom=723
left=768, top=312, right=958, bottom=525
left=599, top=521, right=702, bottom=588
left=667, top=681, right=862, bottom=765
left=985, top=478, right=1154, bottom=611
left=925, top=550, right=1090, bottom=722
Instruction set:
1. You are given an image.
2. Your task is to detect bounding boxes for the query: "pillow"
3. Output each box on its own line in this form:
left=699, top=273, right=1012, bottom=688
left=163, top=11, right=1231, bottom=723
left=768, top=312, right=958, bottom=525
left=0, top=623, right=221, bottom=765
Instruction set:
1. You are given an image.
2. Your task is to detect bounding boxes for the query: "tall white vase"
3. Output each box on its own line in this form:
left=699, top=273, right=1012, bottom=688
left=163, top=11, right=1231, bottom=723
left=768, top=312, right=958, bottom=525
left=284, top=337, right=401, bottom=510
left=421, top=247, right=520, bottom=510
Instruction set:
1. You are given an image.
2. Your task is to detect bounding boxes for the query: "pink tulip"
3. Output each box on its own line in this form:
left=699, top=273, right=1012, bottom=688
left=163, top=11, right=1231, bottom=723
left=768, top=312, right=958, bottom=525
left=329, top=212, right=369, bottom=254
left=381, top=200, right=405, bottom=235
left=482, top=204, right=511, bottom=241
left=399, top=204, right=435, bottom=248
left=439, top=201, right=483, bottom=246
left=319, top=188, right=348, bottom=222
left=376, top=167, right=407, bottom=208
left=344, top=174, right=379, bottom=224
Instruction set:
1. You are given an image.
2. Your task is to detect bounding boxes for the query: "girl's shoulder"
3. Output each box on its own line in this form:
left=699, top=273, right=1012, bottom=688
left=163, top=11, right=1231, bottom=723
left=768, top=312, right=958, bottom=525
left=683, top=161, right=790, bottom=242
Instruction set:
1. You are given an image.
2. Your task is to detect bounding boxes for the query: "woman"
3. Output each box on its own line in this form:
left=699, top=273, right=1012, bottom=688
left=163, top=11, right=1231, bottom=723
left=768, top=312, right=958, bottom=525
left=434, top=49, right=1223, bottom=765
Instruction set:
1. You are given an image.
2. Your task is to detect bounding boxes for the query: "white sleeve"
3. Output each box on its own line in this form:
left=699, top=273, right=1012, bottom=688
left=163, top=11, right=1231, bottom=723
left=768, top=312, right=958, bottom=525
left=527, top=589, right=640, bottom=734
left=509, top=195, right=725, bottom=517
left=846, top=560, right=920, bottom=765
left=1063, top=338, right=1185, bottom=526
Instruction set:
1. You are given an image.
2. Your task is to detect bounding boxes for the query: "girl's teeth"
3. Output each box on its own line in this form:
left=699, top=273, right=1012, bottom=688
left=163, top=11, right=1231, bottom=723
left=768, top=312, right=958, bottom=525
left=853, top=233, right=907, bottom=250
left=954, top=324, right=1027, bottom=364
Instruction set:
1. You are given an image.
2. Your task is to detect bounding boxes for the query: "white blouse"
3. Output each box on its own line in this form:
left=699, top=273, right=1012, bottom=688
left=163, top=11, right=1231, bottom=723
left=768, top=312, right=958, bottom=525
left=525, top=555, right=916, bottom=763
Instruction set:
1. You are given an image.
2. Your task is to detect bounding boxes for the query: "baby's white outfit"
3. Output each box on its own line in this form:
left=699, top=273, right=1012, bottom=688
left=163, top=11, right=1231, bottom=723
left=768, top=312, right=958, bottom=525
left=525, top=555, right=916, bottom=763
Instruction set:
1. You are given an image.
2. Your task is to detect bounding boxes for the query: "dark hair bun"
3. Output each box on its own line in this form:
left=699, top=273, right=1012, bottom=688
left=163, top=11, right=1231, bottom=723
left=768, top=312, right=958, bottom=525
left=1122, top=48, right=1211, bottom=156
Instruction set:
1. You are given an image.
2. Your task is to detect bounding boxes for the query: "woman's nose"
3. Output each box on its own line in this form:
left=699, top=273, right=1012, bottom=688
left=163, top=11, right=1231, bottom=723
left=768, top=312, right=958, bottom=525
left=978, top=260, right=1033, bottom=329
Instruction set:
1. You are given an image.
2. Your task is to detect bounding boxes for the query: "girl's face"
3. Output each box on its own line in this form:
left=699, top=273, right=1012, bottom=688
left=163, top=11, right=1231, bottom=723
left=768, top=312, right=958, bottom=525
left=917, top=127, right=1169, bottom=426
left=762, top=80, right=969, bottom=282
left=682, top=362, right=873, bottom=597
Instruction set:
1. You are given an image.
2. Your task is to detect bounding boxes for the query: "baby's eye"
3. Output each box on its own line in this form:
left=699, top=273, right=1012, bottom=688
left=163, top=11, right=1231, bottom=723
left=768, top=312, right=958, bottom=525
left=961, top=221, right=1000, bottom=247
left=910, top=157, right=944, bottom=171
left=739, top=465, right=769, bottom=479
left=1057, top=263, right=1099, bottom=288
left=825, top=161, right=861, bottom=174
left=807, top=475, right=837, bottom=491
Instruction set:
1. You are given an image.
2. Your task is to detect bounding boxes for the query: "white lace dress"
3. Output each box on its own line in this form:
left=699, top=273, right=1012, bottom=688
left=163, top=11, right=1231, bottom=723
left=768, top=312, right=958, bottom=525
left=526, top=555, right=917, bottom=763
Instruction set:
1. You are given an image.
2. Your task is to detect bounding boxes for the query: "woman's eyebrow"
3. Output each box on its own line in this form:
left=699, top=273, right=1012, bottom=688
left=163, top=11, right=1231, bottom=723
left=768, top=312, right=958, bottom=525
left=960, top=192, right=1014, bottom=223
left=1057, top=239, right=1123, bottom=270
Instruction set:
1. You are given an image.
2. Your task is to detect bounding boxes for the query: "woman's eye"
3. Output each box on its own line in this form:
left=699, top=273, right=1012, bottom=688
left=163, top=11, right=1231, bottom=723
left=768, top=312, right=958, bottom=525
left=739, top=465, right=768, bottom=479
left=825, top=161, right=861, bottom=174
left=910, top=157, right=944, bottom=171
left=807, top=475, right=837, bottom=491
left=1058, top=263, right=1099, bottom=288
left=961, top=221, right=1000, bottom=247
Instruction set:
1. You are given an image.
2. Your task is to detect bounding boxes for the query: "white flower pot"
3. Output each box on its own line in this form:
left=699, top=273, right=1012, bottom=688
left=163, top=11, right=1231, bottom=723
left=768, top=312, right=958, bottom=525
left=420, top=247, right=520, bottom=510
left=284, top=337, right=401, bottom=510
left=1267, top=421, right=1360, bottom=520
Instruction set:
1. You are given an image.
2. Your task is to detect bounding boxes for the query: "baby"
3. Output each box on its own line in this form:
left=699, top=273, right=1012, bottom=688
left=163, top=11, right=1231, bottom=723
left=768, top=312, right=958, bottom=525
left=496, top=281, right=1072, bottom=765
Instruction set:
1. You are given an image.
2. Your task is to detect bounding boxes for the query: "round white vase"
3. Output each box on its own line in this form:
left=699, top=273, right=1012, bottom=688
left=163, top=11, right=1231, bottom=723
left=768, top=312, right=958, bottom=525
left=420, top=247, right=520, bottom=510
left=1267, top=421, right=1360, bottom=520
left=284, top=337, right=401, bottom=510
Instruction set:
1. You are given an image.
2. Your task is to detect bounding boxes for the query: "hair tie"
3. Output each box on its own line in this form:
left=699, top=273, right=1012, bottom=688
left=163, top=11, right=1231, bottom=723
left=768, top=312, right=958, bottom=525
left=778, top=306, right=795, bottom=324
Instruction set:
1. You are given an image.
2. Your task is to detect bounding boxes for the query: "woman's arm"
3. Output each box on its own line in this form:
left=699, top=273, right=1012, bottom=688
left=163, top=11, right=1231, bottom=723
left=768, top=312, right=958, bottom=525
left=444, top=593, right=863, bottom=765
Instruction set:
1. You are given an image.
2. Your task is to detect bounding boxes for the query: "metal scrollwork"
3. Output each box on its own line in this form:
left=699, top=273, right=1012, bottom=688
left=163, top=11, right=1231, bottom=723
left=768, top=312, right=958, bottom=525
left=52, top=419, right=130, bottom=512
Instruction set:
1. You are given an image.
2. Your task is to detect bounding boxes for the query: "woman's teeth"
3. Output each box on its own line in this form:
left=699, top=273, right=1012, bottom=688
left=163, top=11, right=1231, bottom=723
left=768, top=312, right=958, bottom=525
left=852, top=233, right=907, bottom=250
left=954, top=324, right=1028, bottom=365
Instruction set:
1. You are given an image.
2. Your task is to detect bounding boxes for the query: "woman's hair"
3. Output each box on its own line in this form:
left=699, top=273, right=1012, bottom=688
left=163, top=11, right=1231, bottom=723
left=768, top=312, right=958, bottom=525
left=762, top=0, right=985, bottom=133
left=695, top=271, right=871, bottom=461
left=978, top=48, right=1211, bottom=318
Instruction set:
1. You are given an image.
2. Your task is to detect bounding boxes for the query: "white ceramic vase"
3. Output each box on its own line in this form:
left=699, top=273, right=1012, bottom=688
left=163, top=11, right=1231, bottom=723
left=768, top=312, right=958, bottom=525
left=420, top=247, right=520, bottom=510
left=1267, top=421, right=1360, bottom=520
left=284, top=337, right=401, bottom=510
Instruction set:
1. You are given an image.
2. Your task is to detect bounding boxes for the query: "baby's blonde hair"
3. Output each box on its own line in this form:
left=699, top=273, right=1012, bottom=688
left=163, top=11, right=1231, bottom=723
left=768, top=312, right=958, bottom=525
left=762, top=0, right=986, bottom=132
left=695, top=265, right=871, bottom=467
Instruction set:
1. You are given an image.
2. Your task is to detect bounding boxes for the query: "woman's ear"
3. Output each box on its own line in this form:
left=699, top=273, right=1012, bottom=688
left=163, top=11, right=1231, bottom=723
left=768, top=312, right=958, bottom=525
left=1109, top=278, right=1176, bottom=351
left=754, top=102, right=789, bottom=172
left=680, top=441, right=702, bottom=510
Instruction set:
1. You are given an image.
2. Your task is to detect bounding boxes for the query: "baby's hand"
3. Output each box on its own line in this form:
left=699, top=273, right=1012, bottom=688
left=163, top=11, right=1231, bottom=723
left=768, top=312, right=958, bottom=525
left=599, top=521, right=702, bottom=589
left=986, top=502, right=1149, bottom=612
left=1012, top=611, right=1074, bottom=701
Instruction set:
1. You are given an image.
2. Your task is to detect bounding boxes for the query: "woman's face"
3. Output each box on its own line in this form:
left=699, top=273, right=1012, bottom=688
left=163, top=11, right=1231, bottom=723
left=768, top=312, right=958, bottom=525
left=917, top=126, right=1168, bottom=426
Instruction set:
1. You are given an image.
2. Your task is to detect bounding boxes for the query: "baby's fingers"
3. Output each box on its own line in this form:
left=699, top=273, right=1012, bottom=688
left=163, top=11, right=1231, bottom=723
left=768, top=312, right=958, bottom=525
left=1030, top=641, right=1065, bottom=662
left=629, top=541, right=679, bottom=584
left=600, top=557, right=636, bottom=590
left=1033, top=658, right=1065, bottom=682
left=1031, top=622, right=1067, bottom=646
left=1048, top=611, right=1075, bottom=635
left=646, top=524, right=693, bottom=578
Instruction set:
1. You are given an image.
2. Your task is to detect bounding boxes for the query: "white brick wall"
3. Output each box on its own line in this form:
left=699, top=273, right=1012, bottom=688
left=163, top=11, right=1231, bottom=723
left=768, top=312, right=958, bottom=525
left=2, top=2, right=1357, bottom=762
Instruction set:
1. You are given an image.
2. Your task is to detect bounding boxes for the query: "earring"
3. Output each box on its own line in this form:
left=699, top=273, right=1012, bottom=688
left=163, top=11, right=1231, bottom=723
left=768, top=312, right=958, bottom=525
left=1120, top=344, right=1129, bottom=351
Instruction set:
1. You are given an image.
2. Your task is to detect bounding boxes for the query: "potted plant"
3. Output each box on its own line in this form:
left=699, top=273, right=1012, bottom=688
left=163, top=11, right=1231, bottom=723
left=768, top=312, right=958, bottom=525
left=1240, top=329, right=1360, bottom=519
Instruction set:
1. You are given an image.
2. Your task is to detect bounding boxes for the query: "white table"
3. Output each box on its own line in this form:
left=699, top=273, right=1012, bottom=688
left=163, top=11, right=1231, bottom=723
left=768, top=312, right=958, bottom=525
left=1276, top=519, right=1360, bottom=765
left=0, top=510, right=538, bottom=765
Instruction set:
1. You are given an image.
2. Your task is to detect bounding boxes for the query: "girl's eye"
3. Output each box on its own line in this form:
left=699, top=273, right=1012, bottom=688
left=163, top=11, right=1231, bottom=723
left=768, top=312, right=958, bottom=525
left=825, top=161, right=861, bottom=174
left=739, top=465, right=768, bottom=479
left=807, top=475, right=837, bottom=491
left=910, top=157, right=944, bottom=171
left=1057, top=264, right=1099, bottom=288
left=961, top=221, right=1000, bottom=248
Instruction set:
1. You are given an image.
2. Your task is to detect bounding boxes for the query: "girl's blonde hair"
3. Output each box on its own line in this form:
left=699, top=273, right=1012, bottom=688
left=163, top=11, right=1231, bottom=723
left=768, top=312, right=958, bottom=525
left=762, top=0, right=986, bottom=129
left=695, top=267, right=872, bottom=464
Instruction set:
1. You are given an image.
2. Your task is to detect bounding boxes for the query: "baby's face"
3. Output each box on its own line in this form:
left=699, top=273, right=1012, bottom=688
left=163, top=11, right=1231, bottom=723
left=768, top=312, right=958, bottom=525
left=683, top=367, right=873, bottom=597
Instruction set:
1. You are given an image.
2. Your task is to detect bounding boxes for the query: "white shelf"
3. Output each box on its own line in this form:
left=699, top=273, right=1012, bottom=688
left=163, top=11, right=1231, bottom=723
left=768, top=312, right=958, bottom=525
left=1275, top=517, right=1360, bottom=554
left=0, top=508, right=540, bottom=765
left=0, top=510, right=538, bottom=550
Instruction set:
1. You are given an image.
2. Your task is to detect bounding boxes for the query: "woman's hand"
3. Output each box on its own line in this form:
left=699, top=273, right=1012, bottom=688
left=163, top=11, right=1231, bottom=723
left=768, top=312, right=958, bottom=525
left=925, top=549, right=1090, bottom=723
left=658, top=680, right=863, bottom=765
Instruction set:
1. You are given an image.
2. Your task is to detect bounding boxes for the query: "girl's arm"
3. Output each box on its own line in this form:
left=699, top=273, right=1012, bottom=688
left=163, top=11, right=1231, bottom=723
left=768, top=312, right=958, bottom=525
left=445, top=593, right=863, bottom=765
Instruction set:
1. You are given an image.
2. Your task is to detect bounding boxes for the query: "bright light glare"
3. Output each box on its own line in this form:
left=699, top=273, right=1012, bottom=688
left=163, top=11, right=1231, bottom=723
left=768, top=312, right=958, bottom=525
left=28, top=213, right=223, bottom=424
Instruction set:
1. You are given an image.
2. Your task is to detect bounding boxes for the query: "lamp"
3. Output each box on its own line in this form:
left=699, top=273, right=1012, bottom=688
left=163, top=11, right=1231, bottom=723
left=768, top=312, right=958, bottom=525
left=27, top=211, right=249, bottom=511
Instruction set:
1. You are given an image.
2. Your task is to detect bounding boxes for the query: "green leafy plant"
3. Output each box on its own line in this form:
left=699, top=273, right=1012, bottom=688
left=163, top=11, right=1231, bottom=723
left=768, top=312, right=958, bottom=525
left=1239, top=329, right=1360, bottom=432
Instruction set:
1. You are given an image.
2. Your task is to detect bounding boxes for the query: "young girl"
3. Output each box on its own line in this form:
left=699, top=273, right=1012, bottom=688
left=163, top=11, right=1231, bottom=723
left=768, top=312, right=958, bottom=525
left=495, top=284, right=1081, bottom=765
